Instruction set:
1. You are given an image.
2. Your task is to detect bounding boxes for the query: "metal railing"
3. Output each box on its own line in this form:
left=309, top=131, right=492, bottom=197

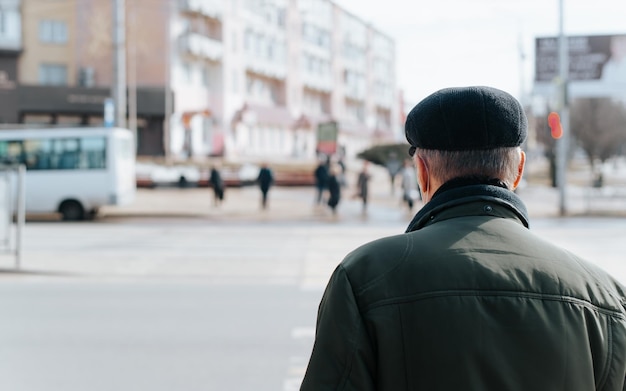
left=0, top=164, right=25, bottom=269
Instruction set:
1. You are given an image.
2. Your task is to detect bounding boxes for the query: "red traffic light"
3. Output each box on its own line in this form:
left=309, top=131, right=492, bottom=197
left=547, top=111, right=563, bottom=139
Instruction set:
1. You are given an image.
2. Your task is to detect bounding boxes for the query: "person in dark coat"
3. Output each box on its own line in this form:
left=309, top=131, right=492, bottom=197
left=300, top=86, right=626, bottom=390
left=313, top=158, right=329, bottom=205
left=356, top=161, right=371, bottom=213
left=256, top=163, right=274, bottom=209
left=208, top=165, right=224, bottom=206
left=326, top=165, right=341, bottom=215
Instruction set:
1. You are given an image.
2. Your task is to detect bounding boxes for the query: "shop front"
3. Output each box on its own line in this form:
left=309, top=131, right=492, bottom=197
left=3, top=85, right=169, bottom=157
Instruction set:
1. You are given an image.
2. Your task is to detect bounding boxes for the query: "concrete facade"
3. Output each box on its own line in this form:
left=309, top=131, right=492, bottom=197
left=4, top=0, right=400, bottom=163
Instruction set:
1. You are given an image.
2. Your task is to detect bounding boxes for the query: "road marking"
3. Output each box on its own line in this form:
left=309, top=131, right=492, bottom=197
left=283, top=377, right=303, bottom=391
left=299, top=280, right=327, bottom=291
left=291, top=326, right=315, bottom=339
left=284, top=329, right=315, bottom=390
left=284, top=356, right=309, bottom=391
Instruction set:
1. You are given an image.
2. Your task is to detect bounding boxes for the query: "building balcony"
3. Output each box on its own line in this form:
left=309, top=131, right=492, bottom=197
left=245, top=57, right=286, bottom=79
left=180, top=0, right=222, bottom=19
left=302, top=41, right=331, bottom=61
left=0, top=36, right=21, bottom=52
left=180, top=33, right=223, bottom=61
left=0, top=1, right=21, bottom=51
left=375, top=93, right=393, bottom=109
left=342, top=57, right=367, bottom=73
left=302, top=73, right=333, bottom=93
left=344, top=86, right=366, bottom=101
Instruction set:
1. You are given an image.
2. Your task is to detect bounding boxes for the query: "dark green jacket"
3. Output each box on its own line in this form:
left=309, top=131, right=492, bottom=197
left=301, top=182, right=626, bottom=390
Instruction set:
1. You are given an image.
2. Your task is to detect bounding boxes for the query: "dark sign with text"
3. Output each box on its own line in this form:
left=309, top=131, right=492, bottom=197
left=535, top=34, right=626, bottom=83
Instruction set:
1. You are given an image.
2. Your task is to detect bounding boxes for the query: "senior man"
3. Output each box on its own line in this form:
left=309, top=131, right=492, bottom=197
left=300, top=86, right=626, bottom=390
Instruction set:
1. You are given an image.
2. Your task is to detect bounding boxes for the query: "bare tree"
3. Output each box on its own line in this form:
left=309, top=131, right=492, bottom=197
left=570, top=98, right=626, bottom=186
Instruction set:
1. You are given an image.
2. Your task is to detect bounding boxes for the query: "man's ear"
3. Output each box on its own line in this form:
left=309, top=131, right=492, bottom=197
left=512, top=150, right=526, bottom=190
left=415, top=155, right=429, bottom=196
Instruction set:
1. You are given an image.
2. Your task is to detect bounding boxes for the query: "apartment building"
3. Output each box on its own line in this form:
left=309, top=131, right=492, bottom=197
left=0, top=0, right=21, bottom=123
left=4, top=0, right=399, bottom=162
left=167, top=0, right=398, bottom=162
left=3, top=0, right=168, bottom=155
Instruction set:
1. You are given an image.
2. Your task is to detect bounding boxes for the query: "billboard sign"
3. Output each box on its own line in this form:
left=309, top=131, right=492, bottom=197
left=316, top=121, right=338, bottom=155
left=535, top=34, right=626, bottom=83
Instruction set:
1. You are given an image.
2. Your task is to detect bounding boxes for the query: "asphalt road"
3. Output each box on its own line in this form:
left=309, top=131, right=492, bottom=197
left=0, top=219, right=401, bottom=391
left=0, top=280, right=320, bottom=391
left=1, top=187, right=626, bottom=390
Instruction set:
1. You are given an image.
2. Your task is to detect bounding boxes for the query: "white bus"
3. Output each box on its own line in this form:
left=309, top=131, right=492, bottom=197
left=0, top=127, right=136, bottom=220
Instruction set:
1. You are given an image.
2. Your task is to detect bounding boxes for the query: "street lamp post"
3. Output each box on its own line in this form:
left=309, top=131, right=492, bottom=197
left=163, top=0, right=173, bottom=163
left=556, top=0, right=569, bottom=216
left=128, top=0, right=138, bottom=150
left=113, top=0, right=127, bottom=129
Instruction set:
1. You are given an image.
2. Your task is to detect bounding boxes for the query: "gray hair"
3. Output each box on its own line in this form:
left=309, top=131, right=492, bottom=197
left=415, top=147, right=522, bottom=189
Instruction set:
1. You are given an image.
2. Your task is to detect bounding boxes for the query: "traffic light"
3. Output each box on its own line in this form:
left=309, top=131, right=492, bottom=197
left=547, top=111, right=563, bottom=139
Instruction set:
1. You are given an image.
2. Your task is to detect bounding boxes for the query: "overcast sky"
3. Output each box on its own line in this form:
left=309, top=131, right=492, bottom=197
left=334, top=0, right=626, bottom=106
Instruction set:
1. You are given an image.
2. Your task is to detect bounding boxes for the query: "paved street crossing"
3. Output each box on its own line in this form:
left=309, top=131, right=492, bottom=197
left=2, top=203, right=626, bottom=390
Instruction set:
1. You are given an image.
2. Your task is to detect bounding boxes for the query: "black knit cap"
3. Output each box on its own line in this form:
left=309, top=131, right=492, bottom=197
left=405, top=86, right=527, bottom=155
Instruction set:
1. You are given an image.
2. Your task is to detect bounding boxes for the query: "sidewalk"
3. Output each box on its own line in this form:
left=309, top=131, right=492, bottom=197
left=100, top=183, right=410, bottom=223
left=100, top=175, right=618, bottom=224
left=112, top=155, right=626, bottom=222
left=102, top=165, right=416, bottom=223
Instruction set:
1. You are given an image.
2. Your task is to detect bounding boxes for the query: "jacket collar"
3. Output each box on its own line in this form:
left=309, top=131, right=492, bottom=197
left=405, top=177, right=530, bottom=233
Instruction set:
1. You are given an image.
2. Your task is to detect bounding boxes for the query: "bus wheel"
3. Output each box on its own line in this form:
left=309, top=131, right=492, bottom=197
left=59, top=200, right=85, bottom=221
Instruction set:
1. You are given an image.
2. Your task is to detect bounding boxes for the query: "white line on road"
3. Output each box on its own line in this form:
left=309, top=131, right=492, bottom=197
left=291, top=326, right=315, bottom=339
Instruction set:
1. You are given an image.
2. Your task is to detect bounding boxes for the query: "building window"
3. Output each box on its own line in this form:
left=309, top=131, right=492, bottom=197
left=302, top=23, right=330, bottom=50
left=39, top=20, right=68, bottom=44
left=0, top=7, right=5, bottom=35
left=202, top=66, right=210, bottom=87
left=38, top=63, right=68, bottom=85
left=244, top=29, right=252, bottom=52
left=267, top=40, right=274, bottom=60
left=232, top=72, right=238, bottom=93
left=277, top=8, right=286, bottom=28
left=182, top=63, right=192, bottom=84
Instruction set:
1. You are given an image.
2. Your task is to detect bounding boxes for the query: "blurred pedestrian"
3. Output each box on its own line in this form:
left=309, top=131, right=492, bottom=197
left=256, top=162, right=274, bottom=209
left=301, top=86, right=626, bottom=390
left=326, top=165, right=341, bottom=215
left=209, top=165, right=224, bottom=206
left=400, top=158, right=420, bottom=211
left=356, top=161, right=371, bottom=213
left=313, top=158, right=329, bottom=205
left=337, top=157, right=347, bottom=187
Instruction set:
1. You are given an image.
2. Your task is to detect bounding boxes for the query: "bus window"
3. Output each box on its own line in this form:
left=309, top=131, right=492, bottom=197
left=9, top=137, right=107, bottom=171
left=32, top=139, right=55, bottom=170
left=57, top=138, right=80, bottom=170
left=0, top=140, right=24, bottom=165
left=23, top=139, right=45, bottom=170
left=81, top=137, right=106, bottom=169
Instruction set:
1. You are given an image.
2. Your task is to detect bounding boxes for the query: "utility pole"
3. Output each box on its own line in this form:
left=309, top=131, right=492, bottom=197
left=128, top=0, right=137, bottom=149
left=556, top=0, right=569, bottom=216
left=518, top=26, right=526, bottom=107
left=113, top=0, right=127, bottom=129
left=164, top=0, right=172, bottom=163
